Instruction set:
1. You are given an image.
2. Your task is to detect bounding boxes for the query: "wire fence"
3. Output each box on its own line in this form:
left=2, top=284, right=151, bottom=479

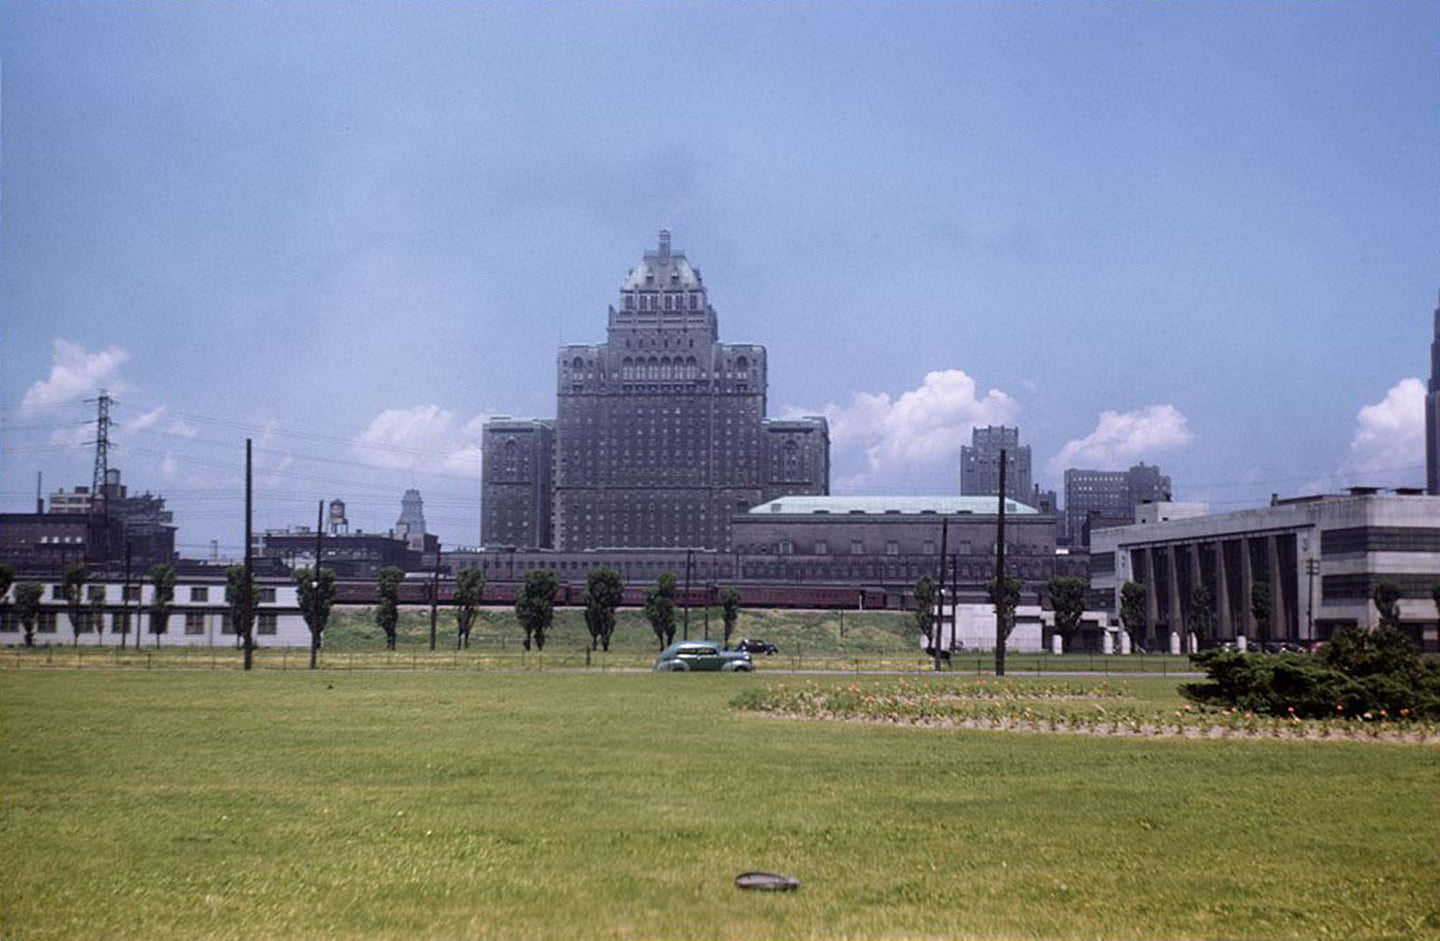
left=0, top=645, right=1199, bottom=675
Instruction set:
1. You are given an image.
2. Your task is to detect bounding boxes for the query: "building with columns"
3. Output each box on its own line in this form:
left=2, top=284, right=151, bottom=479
left=1089, top=490, right=1440, bottom=652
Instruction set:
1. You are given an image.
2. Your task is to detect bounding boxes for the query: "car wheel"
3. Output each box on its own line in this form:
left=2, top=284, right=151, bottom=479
left=664, top=660, right=690, bottom=672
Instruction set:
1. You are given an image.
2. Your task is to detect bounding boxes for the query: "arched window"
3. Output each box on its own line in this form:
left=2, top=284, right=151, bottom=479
left=735, top=355, right=749, bottom=371
left=572, top=356, right=584, bottom=369
left=622, top=357, right=634, bottom=380
left=502, top=439, right=521, bottom=479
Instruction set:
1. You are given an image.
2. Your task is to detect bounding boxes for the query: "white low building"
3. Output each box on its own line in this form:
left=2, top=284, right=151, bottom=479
left=1090, top=490, right=1440, bottom=653
left=0, top=577, right=309, bottom=647
left=925, top=601, right=1118, bottom=654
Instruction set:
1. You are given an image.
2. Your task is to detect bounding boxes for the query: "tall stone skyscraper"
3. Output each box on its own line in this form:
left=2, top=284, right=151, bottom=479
left=960, top=425, right=1032, bottom=500
left=1429, top=292, right=1440, bottom=495
left=482, top=231, right=829, bottom=550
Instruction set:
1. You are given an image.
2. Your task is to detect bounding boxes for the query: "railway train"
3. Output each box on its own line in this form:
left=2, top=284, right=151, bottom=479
left=331, top=578, right=895, bottom=610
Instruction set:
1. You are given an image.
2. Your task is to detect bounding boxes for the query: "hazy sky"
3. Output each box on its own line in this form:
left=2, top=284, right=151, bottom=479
left=3, top=2, right=1435, bottom=556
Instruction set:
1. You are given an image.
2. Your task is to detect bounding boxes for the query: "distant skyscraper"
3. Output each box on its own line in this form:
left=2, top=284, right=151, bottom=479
left=960, top=425, right=1032, bottom=500
left=1429, top=293, right=1440, bottom=495
left=396, top=488, right=427, bottom=540
left=481, top=231, right=829, bottom=551
left=1063, top=463, right=1172, bottom=546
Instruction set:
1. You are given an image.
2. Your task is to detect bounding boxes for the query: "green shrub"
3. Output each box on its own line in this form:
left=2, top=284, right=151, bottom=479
left=1184, top=629, right=1440, bottom=720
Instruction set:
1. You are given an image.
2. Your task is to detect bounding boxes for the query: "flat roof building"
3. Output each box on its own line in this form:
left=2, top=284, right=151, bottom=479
left=1090, top=489, right=1440, bottom=652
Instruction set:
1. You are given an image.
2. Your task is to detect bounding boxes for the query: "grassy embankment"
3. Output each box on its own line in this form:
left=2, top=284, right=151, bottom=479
left=0, top=607, right=1196, bottom=674
left=2, top=669, right=1436, bottom=939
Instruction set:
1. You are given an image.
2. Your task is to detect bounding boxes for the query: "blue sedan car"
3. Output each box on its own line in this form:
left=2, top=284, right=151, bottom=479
left=653, top=641, right=754, bottom=672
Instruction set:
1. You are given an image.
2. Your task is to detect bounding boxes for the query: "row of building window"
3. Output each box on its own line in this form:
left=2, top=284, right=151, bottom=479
left=41, top=585, right=276, bottom=603
left=0, top=611, right=278, bottom=634
left=624, top=292, right=702, bottom=311
left=1320, top=527, right=1440, bottom=555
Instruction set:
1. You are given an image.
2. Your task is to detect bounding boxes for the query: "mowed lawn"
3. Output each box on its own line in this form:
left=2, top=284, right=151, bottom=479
left=2, top=671, right=1437, bottom=940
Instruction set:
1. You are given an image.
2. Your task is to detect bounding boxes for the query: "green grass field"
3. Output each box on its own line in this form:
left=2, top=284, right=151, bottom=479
left=3, top=669, right=1436, bottom=939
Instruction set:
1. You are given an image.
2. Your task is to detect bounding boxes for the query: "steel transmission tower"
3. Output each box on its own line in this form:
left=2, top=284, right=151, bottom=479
left=90, top=390, right=112, bottom=506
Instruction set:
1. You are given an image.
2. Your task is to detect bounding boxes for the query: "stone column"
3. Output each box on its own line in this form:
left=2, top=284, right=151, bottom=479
left=1188, top=544, right=1204, bottom=649
left=1239, top=537, right=1255, bottom=639
left=1268, top=535, right=1288, bottom=642
left=1214, top=540, right=1232, bottom=639
left=1166, top=545, right=1184, bottom=652
left=1144, top=548, right=1160, bottom=647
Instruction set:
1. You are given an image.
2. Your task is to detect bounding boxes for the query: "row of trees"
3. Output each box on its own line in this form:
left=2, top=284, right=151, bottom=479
left=0, top=561, right=179, bottom=649
left=370, top=565, right=745, bottom=653
left=913, top=573, right=1085, bottom=650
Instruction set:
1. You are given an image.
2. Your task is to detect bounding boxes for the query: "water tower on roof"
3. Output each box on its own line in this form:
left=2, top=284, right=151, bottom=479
left=328, top=499, right=348, bottom=535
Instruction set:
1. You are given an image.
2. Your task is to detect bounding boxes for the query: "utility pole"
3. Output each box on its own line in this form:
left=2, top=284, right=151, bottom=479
left=1304, top=557, right=1320, bottom=640
left=120, top=541, right=131, bottom=651
left=994, top=449, right=1008, bottom=677
left=429, top=543, right=442, bottom=651
left=243, top=438, right=254, bottom=672
left=950, top=551, right=959, bottom=651
left=932, top=516, right=948, bottom=670
left=311, top=500, right=324, bottom=669
left=682, top=549, right=693, bottom=640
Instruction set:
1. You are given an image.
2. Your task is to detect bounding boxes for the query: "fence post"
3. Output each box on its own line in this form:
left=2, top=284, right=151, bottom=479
left=146, top=652, right=152, bottom=670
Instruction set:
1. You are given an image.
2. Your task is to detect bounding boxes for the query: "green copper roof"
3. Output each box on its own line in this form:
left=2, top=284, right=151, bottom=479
left=749, top=496, right=1038, bottom=516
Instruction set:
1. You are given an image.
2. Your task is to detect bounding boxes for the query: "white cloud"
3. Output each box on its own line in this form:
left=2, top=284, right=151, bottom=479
left=349, top=405, right=490, bottom=475
left=1343, top=377, right=1425, bottom=482
left=165, top=419, right=199, bottom=439
left=160, top=452, right=180, bottom=480
left=22, top=339, right=130, bottom=409
left=789, top=370, right=1017, bottom=487
left=124, top=406, right=166, bottom=433
left=1048, top=404, right=1194, bottom=474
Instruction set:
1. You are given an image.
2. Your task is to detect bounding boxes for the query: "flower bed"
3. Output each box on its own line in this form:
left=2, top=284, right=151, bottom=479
left=730, top=679, right=1440, bottom=745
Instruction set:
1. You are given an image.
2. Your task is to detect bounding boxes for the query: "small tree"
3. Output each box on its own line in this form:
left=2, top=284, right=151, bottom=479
left=584, top=567, right=623, bottom=651
left=1249, top=581, right=1272, bottom=643
left=515, top=568, right=558, bottom=651
left=225, top=564, right=255, bottom=650
left=14, top=581, right=43, bottom=647
left=376, top=566, right=405, bottom=650
left=295, top=566, right=337, bottom=668
left=1188, top=583, right=1214, bottom=648
left=1119, top=580, right=1147, bottom=649
left=63, top=562, right=88, bottom=647
left=89, top=585, right=107, bottom=645
left=454, top=566, right=486, bottom=650
left=989, top=573, right=1022, bottom=675
left=912, top=575, right=937, bottom=642
left=1433, top=582, right=1440, bottom=626
left=1048, top=575, right=1087, bottom=651
left=645, top=572, right=678, bottom=650
left=147, top=563, right=175, bottom=648
left=1372, top=580, right=1402, bottom=630
left=720, top=588, right=742, bottom=646
left=0, top=562, right=15, bottom=618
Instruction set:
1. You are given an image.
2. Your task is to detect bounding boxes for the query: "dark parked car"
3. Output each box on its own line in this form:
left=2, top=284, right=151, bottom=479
left=654, top=641, right=755, bottom=672
left=732, top=638, right=779, bottom=655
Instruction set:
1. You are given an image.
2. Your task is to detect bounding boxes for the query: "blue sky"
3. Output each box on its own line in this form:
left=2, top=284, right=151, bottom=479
left=2, top=1, right=1435, bottom=556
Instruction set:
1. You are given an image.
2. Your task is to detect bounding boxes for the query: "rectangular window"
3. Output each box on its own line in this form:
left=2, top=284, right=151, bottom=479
left=814, top=541, right=828, bottom=556
left=257, top=588, right=276, bottom=604
left=185, top=612, right=205, bottom=635
left=923, top=540, right=935, bottom=555
left=886, top=541, right=899, bottom=556
left=190, top=587, right=209, bottom=602
left=86, top=585, right=106, bottom=603
left=112, top=611, right=130, bottom=634
left=258, top=614, right=278, bottom=635
left=850, top=540, right=864, bottom=555
left=52, top=585, right=66, bottom=600
left=38, top=612, right=58, bottom=634
left=221, top=614, right=235, bottom=635
left=123, top=585, right=141, bottom=601
left=0, top=611, right=18, bottom=632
